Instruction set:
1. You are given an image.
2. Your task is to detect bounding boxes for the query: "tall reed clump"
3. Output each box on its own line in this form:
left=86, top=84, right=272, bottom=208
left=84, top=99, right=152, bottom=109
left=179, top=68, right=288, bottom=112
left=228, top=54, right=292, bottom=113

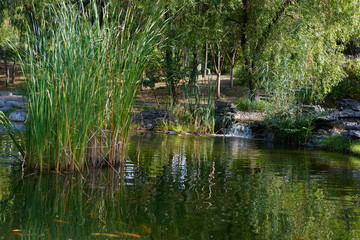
left=4, top=1, right=164, bottom=172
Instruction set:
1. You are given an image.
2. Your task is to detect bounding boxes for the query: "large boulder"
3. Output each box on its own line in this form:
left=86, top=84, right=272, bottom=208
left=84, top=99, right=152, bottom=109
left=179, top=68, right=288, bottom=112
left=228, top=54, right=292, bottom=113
left=133, top=109, right=172, bottom=130
left=337, top=99, right=360, bottom=111
left=5, top=101, right=23, bottom=108
left=0, top=99, right=6, bottom=108
left=9, top=110, right=28, bottom=122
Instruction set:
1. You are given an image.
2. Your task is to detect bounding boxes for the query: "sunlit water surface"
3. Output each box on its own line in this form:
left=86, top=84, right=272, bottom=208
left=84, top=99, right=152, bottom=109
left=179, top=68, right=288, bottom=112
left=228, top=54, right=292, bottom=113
left=0, top=133, right=360, bottom=239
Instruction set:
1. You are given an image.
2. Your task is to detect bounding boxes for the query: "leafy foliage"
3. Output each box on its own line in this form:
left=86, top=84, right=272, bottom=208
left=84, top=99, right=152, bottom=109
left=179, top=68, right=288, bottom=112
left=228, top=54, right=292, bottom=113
left=264, top=107, right=315, bottom=145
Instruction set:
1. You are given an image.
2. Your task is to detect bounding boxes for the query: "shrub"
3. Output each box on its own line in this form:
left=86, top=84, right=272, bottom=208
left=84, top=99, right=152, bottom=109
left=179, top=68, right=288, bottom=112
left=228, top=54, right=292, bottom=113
left=264, top=107, right=315, bottom=145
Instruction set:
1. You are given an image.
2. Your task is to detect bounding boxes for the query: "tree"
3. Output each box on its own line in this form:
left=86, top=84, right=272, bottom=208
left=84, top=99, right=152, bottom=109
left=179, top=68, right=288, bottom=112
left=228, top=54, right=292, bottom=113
left=224, top=0, right=360, bottom=103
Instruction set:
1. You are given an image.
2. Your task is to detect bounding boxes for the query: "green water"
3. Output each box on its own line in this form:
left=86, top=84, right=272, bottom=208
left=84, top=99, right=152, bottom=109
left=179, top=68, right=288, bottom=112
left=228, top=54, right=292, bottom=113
left=0, top=133, right=360, bottom=239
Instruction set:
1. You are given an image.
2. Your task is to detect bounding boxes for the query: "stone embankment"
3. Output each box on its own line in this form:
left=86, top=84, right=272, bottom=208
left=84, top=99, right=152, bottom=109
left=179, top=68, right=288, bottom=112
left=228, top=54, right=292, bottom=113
left=0, top=92, right=28, bottom=132
left=309, top=99, right=360, bottom=145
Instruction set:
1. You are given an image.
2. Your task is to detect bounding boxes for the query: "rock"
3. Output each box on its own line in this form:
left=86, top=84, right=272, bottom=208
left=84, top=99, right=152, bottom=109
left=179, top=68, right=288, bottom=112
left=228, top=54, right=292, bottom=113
left=0, top=99, right=6, bottom=108
left=0, top=106, right=13, bottom=112
left=344, top=124, right=360, bottom=131
left=338, top=109, right=360, bottom=118
left=215, top=101, right=231, bottom=115
left=168, top=131, right=178, bottom=136
left=337, top=99, right=360, bottom=111
left=5, top=101, right=22, bottom=108
left=324, top=109, right=360, bottom=121
left=302, top=105, right=325, bottom=113
left=233, top=111, right=265, bottom=121
left=350, top=130, right=360, bottom=139
left=9, top=110, right=28, bottom=122
left=317, top=129, right=328, bottom=135
left=330, top=130, right=340, bottom=136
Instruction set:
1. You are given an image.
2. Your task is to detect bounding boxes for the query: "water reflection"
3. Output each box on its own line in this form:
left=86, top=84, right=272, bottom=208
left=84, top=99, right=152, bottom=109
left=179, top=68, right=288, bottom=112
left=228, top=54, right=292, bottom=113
left=0, top=133, right=359, bottom=239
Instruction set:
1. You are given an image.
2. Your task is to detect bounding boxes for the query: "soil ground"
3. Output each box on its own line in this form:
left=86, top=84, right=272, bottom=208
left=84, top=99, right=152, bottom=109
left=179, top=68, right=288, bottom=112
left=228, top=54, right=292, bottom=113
left=0, top=61, right=248, bottom=103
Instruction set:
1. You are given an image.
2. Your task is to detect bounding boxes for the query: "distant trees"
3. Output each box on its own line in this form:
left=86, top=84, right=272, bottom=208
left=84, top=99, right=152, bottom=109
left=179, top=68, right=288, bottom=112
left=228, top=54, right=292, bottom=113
left=1, top=0, right=359, bottom=103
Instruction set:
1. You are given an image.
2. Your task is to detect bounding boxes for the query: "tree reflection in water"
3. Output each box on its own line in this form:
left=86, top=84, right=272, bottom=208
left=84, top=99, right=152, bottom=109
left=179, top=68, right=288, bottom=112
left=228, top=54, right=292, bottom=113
left=0, top=133, right=359, bottom=239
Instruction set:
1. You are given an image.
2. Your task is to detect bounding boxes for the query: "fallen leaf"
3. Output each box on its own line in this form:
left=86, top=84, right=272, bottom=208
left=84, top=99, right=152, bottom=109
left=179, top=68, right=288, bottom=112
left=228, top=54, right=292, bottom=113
left=54, top=219, right=69, bottom=224
left=117, top=232, right=141, bottom=238
left=91, top=233, right=120, bottom=237
left=12, top=229, right=21, bottom=232
left=86, top=213, right=94, bottom=216
left=11, top=232, right=22, bottom=236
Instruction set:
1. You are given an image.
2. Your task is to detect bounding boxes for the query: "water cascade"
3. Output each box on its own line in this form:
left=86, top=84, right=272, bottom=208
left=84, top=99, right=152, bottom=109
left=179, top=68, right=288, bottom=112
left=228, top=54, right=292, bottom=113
left=224, top=122, right=253, bottom=138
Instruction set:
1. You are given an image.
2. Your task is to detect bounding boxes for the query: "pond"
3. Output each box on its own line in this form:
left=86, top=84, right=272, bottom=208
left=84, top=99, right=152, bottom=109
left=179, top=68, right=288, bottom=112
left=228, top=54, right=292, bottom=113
left=0, top=133, right=360, bottom=239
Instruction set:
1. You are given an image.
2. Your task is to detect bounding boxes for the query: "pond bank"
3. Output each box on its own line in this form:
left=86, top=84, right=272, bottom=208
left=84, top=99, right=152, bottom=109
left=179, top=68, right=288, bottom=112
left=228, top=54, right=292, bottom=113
left=132, top=99, right=360, bottom=156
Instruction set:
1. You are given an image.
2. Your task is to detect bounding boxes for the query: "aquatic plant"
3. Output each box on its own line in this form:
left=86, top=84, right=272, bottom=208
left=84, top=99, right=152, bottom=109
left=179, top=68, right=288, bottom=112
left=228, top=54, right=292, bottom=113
left=2, top=1, right=164, bottom=171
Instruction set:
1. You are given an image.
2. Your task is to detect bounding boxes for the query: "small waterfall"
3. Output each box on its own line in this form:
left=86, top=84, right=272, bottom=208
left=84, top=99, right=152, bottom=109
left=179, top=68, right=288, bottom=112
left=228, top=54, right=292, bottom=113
left=224, top=122, right=252, bottom=138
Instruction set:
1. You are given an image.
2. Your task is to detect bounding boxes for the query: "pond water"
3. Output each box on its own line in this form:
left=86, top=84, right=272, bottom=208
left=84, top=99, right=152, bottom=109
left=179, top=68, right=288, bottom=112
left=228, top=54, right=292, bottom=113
left=0, top=133, right=360, bottom=239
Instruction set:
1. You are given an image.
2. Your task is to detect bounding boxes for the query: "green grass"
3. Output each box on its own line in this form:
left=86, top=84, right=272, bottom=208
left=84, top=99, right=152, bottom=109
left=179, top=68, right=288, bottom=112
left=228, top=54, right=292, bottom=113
left=234, top=98, right=271, bottom=112
left=350, top=142, right=360, bottom=155
left=320, top=134, right=350, bottom=152
left=1, top=1, right=165, bottom=172
left=318, top=135, right=360, bottom=156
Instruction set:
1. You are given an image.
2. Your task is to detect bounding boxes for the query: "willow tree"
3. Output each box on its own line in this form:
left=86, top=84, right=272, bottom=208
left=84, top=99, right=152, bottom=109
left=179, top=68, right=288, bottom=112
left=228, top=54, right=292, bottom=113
left=224, top=0, right=360, bottom=103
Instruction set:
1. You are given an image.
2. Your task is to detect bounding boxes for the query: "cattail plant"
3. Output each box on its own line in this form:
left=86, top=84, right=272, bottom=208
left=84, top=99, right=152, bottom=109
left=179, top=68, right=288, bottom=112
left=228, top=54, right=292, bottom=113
left=2, top=0, right=165, bottom=172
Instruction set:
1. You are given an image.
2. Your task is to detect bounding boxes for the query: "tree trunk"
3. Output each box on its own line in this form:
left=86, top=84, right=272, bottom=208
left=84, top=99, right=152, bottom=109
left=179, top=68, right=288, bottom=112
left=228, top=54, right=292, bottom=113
left=230, top=66, right=234, bottom=87
left=190, top=49, right=198, bottom=84
left=216, top=73, right=221, bottom=98
left=211, top=49, right=224, bottom=99
left=203, top=42, right=208, bottom=79
left=166, top=48, right=177, bottom=105
left=184, top=49, right=188, bottom=68
left=227, top=50, right=238, bottom=88
left=3, top=49, right=9, bottom=88
left=245, top=57, right=255, bottom=101
left=11, top=59, right=16, bottom=84
left=139, top=71, right=145, bottom=91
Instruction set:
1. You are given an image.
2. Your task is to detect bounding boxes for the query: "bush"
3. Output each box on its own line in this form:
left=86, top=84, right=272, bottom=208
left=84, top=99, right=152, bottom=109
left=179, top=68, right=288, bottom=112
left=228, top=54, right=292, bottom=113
left=350, top=142, right=360, bottom=155
left=325, top=61, right=360, bottom=105
left=234, top=98, right=271, bottom=112
left=264, top=108, right=315, bottom=145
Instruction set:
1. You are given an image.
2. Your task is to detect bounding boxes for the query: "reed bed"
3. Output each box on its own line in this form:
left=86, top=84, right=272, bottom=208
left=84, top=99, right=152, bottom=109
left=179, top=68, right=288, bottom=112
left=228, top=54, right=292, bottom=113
left=3, top=1, right=164, bottom=172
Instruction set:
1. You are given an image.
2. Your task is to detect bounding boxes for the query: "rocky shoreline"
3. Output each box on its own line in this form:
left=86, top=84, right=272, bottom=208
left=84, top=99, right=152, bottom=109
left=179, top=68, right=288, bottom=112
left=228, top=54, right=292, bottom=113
left=1, top=90, right=359, bottom=153
left=132, top=99, right=360, bottom=153
left=0, top=92, right=28, bottom=132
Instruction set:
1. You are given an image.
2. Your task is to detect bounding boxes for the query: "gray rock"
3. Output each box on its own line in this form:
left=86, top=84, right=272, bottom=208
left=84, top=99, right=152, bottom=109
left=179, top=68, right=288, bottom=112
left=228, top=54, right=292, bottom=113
left=0, top=98, right=6, bottom=108
left=9, top=110, right=28, bottom=122
left=168, top=131, right=178, bottom=136
left=330, top=130, right=340, bottom=136
left=317, top=129, right=328, bottom=135
left=302, top=105, right=325, bottom=113
left=0, top=122, right=27, bottom=133
left=337, top=99, right=360, bottom=111
left=0, top=106, right=13, bottom=112
left=350, top=130, right=360, bottom=139
left=325, top=109, right=360, bottom=120
left=343, top=122, right=360, bottom=131
left=5, top=101, right=23, bottom=108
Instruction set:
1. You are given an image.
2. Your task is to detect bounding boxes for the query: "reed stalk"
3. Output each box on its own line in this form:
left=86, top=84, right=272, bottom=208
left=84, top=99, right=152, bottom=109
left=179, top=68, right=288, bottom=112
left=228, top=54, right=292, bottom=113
left=2, top=1, right=165, bottom=172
